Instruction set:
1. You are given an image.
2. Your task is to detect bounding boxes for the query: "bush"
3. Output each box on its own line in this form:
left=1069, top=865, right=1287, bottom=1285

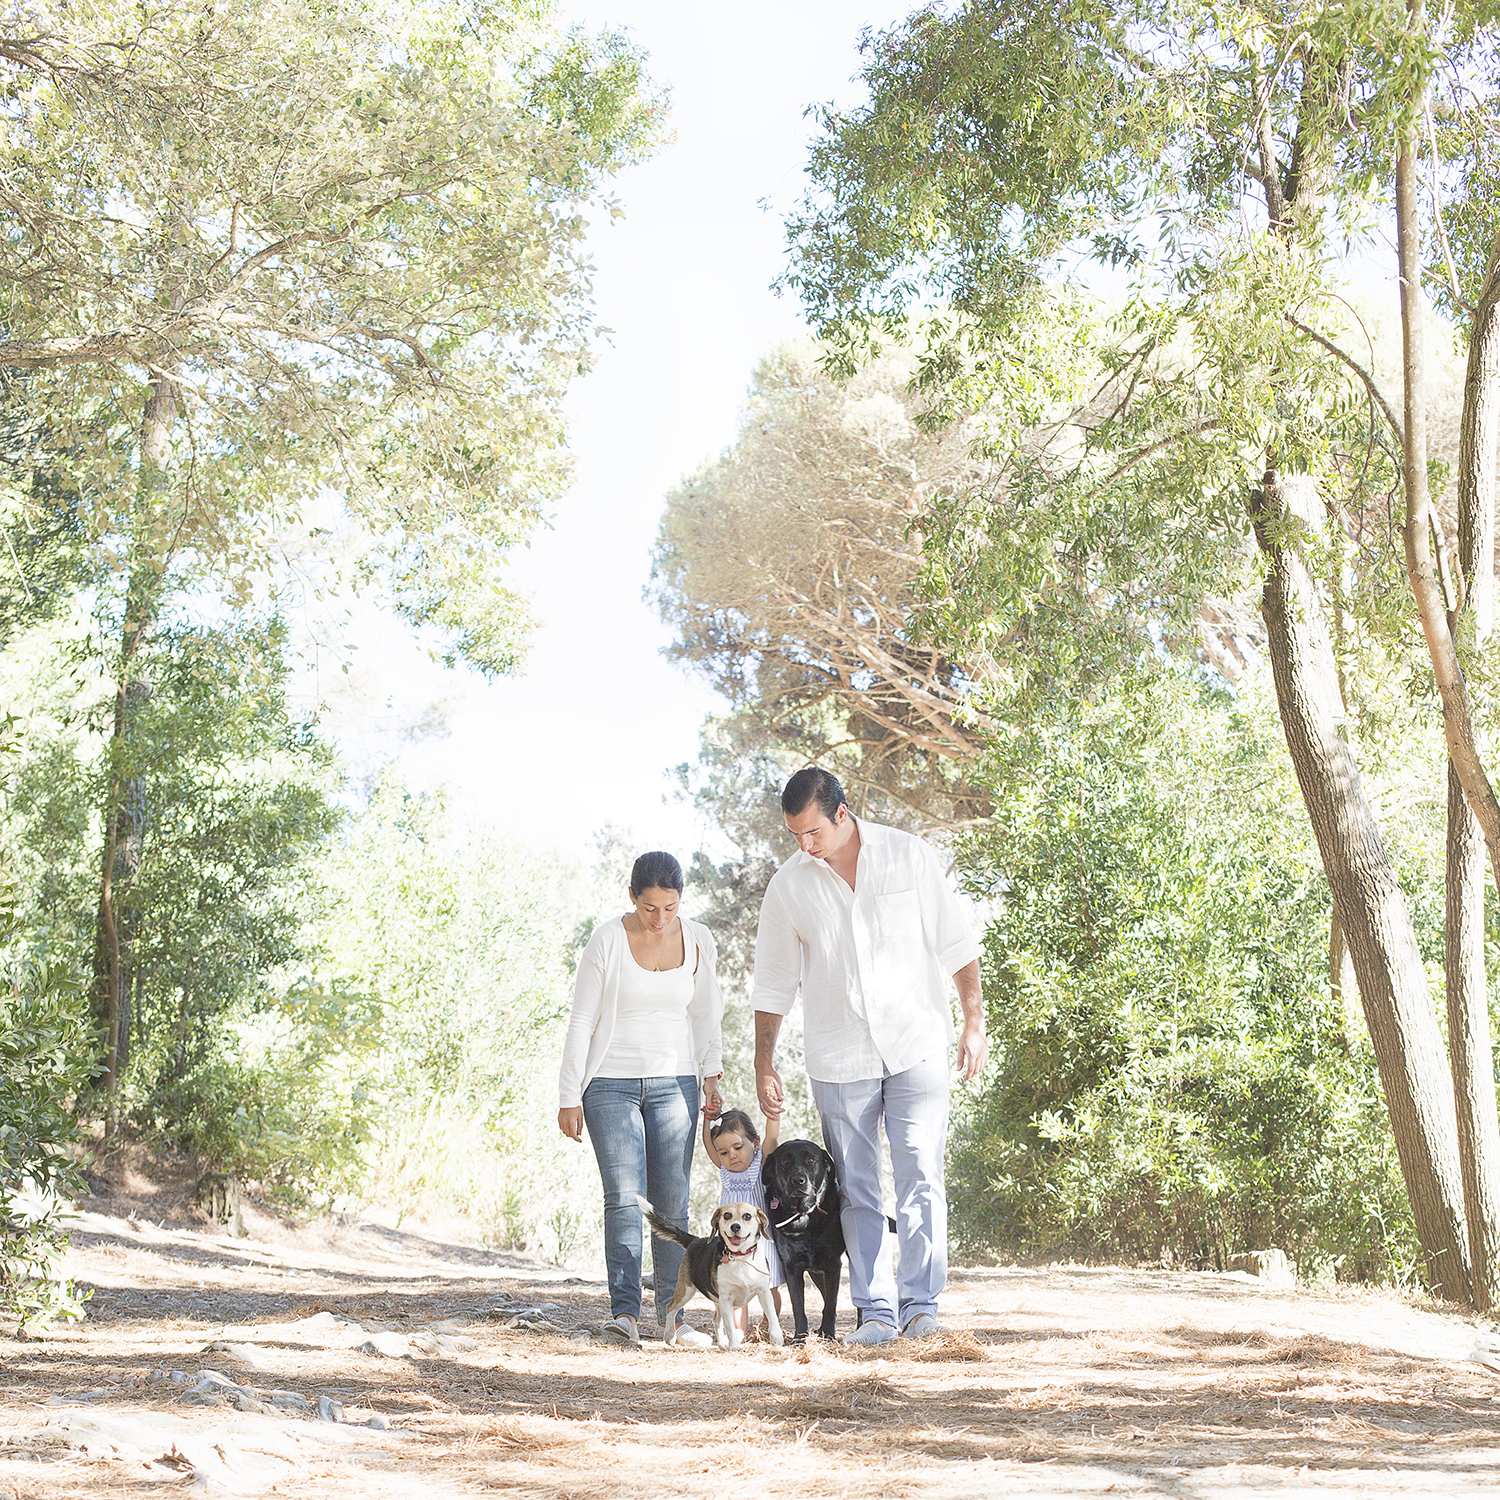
left=0, top=902, right=95, bottom=1332
left=277, top=775, right=602, bottom=1252
left=126, top=986, right=377, bottom=1198
left=950, top=674, right=1421, bottom=1282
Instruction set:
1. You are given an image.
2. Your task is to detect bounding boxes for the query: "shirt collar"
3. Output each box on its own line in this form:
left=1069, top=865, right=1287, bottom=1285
left=792, top=814, right=887, bottom=869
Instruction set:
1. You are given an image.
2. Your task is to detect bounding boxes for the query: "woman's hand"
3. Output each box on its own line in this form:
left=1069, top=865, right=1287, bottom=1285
left=557, top=1107, right=583, bottom=1141
left=701, top=1075, right=723, bottom=1118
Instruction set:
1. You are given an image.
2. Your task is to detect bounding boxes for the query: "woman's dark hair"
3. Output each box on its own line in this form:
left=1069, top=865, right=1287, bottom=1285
left=781, top=766, right=847, bottom=822
left=629, top=850, right=684, bottom=898
left=710, top=1108, right=761, bottom=1145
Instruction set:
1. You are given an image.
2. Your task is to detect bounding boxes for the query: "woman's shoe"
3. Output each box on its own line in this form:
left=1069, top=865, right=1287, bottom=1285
left=601, top=1315, right=639, bottom=1345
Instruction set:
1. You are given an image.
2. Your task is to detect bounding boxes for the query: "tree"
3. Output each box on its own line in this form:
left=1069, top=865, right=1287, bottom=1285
left=1445, top=234, right=1500, bottom=1308
left=1390, top=0, right=1500, bottom=1307
left=2, top=0, right=658, bottom=644
left=9, top=605, right=340, bottom=1130
left=651, top=340, right=994, bottom=828
left=652, top=338, right=1021, bottom=1136
left=0, top=0, right=661, bottom=1097
left=0, top=404, right=90, bottom=650
left=670, top=720, right=829, bottom=1156
left=784, top=1, right=1500, bottom=1303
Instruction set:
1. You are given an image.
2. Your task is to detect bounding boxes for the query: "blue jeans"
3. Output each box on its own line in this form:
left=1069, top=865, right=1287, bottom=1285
left=811, top=1053, right=950, bottom=1329
left=581, top=1075, right=700, bottom=1323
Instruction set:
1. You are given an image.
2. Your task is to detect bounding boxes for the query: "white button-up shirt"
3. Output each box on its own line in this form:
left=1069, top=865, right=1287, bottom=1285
left=751, top=818, right=982, bottom=1083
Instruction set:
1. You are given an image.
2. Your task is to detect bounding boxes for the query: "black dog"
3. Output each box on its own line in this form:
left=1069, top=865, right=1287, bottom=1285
left=762, top=1139, right=845, bottom=1342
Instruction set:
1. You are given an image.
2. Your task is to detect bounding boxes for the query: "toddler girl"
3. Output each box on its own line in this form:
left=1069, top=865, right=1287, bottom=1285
left=703, top=1106, right=783, bottom=1334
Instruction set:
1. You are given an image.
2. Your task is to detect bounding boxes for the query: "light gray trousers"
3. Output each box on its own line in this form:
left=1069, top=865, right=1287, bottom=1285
left=810, top=1052, right=950, bottom=1330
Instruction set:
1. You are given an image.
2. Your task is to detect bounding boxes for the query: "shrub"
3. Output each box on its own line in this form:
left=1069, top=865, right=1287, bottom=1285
left=0, top=903, right=95, bottom=1332
left=950, top=674, right=1421, bottom=1282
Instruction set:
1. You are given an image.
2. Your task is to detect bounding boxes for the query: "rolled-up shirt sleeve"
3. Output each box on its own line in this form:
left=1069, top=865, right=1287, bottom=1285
left=916, top=841, right=983, bottom=978
left=750, top=879, right=801, bottom=1015
left=557, top=934, right=606, bottom=1109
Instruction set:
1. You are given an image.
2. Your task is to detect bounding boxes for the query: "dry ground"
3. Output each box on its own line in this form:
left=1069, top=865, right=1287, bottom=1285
left=2, top=1167, right=1498, bottom=1498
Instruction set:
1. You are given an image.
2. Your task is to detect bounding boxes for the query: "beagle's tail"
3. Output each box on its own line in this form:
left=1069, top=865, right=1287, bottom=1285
left=635, top=1194, right=695, bottom=1249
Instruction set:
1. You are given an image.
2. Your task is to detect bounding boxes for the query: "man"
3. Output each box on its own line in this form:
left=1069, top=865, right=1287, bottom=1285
left=751, top=766, right=986, bottom=1345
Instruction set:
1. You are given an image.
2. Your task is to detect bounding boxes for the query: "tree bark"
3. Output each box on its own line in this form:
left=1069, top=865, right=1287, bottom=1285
left=1456, top=234, right=1500, bottom=640
left=1253, top=468, right=1472, bottom=1303
left=1445, top=229, right=1500, bottom=1311
left=92, top=366, right=176, bottom=1100
left=1328, top=907, right=1359, bottom=1043
left=1445, top=766, right=1499, bottom=1309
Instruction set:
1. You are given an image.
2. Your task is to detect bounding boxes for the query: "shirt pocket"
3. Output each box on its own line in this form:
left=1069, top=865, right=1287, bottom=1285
left=871, top=886, right=927, bottom=998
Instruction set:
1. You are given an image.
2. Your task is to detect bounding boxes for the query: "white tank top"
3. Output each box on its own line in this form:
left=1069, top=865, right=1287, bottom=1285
left=594, top=922, right=697, bottom=1079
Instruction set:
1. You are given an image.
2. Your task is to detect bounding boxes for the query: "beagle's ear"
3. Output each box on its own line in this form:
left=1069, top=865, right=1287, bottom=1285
left=755, top=1208, right=769, bottom=1234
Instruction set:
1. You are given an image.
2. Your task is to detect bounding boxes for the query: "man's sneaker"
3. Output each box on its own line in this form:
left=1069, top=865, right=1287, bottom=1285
left=601, top=1315, right=639, bottom=1345
left=842, top=1319, right=898, bottom=1347
left=902, top=1313, right=942, bottom=1339
left=671, top=1324, right=712, bottom=1348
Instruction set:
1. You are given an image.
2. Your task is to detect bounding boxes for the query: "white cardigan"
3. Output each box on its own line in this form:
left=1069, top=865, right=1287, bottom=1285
left=558, top=915, right=725, bottom=1108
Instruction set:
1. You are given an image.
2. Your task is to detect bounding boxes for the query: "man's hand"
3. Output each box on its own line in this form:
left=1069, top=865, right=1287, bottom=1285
left=753, top=1010, right=786, bottom=1117
left=756, top=1063, right=785, bottom=1118
left=953, top=960, right=987, bottom=1082
left=557, top=1107, right=583, bottom=1141
left=956, top=1018, right=988, bottom=1081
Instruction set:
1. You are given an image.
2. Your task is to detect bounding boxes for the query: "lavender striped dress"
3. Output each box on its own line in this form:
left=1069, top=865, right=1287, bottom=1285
left=719, top=1146, right=783, bottom=1287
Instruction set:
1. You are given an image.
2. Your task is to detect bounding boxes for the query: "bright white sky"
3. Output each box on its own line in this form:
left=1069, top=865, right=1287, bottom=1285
left=308, top=1, right=917, bottom=863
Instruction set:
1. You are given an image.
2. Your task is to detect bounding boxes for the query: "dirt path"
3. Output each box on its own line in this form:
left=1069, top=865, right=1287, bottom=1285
left=2, top=1186, right=1498, bottom=1498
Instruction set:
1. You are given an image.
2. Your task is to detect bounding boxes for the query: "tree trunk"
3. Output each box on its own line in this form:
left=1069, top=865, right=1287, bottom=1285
left=92, top=367, right=176, bottom=1100
left=1445, top=229, right=1500, bottom=1312
left=1252, top=468, right=1472, bottom=1303
left=1394, top=84, right=1500, bottom=900
left=1328, top=907, right=1359, bottom=1044
left=1445, top=768, right=1499, bottom=1309
left=1456, top=232, right=1500, bottom=641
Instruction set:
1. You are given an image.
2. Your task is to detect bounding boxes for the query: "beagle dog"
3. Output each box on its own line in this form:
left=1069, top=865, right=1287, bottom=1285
left=636, top=1196, right=784, bottom=1349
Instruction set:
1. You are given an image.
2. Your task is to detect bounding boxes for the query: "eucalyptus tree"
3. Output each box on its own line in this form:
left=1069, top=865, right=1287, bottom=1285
left=0, top=0, right=660, bottom=1098
left=785, top=0, right=1500, bottom=1303
left=1390, top=0, right=1500, bottom=1305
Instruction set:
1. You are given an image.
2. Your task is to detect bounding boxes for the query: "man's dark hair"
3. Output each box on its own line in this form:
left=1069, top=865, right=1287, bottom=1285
left=629, top=850, right=684, bottom=897
left=781, top=766, right=847, bottom=822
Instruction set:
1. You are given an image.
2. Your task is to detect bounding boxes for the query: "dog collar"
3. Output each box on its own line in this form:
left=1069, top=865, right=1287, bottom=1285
left=721, top=1243, right=763, bottom=1265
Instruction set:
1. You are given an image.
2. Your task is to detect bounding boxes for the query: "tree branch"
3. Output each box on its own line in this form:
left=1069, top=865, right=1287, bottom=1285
left=1285, top=312, right=1404, bottom=440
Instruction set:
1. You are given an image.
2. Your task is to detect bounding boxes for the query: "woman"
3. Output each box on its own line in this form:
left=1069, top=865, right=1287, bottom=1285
left=558, top=850, right=724, bottom=1345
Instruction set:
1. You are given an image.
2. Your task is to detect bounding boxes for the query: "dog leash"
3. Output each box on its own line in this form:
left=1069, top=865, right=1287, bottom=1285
left=768, top=1194, right=830, bottom=1230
